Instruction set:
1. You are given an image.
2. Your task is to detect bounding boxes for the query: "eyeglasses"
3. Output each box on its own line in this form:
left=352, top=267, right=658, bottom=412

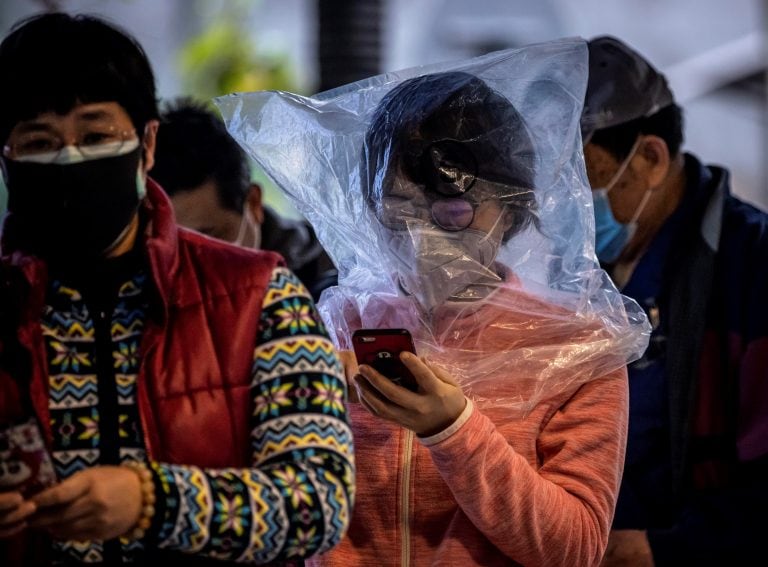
left=380, top=139, right=494, bottom=231
left=3, top=125, right=137, bottom=163
left=380, top=190, right=483, bottom=232
left=377, top=138, right=535, bottom=232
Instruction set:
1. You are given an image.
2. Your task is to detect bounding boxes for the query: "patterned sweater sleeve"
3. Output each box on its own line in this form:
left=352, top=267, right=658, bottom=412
left=149, top=267, right=355, bottom=563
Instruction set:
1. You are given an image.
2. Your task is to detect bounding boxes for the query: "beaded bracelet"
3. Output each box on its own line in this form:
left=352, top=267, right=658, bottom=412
left=122, top=461, right=156, bottom=540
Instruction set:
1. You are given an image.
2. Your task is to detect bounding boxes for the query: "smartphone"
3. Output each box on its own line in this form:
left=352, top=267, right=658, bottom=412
left=352, top=328, right=419, bottom=392
left=0, top=417, right=58, bottom=497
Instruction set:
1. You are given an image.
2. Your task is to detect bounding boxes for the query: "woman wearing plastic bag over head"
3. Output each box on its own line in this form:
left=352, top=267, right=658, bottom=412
left=218, top=38, right=650, bottom=567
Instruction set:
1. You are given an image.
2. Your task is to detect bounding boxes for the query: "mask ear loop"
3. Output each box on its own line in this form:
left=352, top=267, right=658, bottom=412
left=474, top=206, right=508, bottom=268
left=136, top=123, right=152, bottom=199
left=234, top=206, right=262, bottom=249
left=628, top=185, right=654, bottom=227
left=603, top=136, right=642, bottom=194
left=234, top=211, right=249, bottom=246
left=605, top=135, right=652, bottom=226
left=246, top=206, right=262, bottom=249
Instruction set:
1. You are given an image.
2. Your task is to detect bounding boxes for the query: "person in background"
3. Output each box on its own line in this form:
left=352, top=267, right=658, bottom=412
left=0, top=13, right=353, bottom=565
left=152, top=98, right=338, bottom=301
left=582, top=35, right=768, bottom=566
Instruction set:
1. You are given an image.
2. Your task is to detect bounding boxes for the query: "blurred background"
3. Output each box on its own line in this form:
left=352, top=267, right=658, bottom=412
left=1, top=0, right=766, bottom=218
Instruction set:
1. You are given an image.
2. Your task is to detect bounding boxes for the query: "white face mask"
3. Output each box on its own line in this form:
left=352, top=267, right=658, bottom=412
left=387, top=222, right=503, bottom=312
left=234, top=206, right=262, bottom=249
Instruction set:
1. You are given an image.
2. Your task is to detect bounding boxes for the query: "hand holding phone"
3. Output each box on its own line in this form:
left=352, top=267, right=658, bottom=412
left=352, top=328, right=419, bottom=392
left=352, top=334, right=468, bottom=436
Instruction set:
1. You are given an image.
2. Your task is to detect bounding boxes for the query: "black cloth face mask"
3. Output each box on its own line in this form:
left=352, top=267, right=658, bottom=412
left=2, top=146, right=144, bottom=262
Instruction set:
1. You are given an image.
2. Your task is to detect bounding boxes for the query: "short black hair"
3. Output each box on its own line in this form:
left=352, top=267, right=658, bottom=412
left=588, top=103, right=685, bottom=161
left=0, top=12, right=159, bottom=144
left=152, top=98, right=250, bottom=213
left=363, top=71, right=538, bottom=241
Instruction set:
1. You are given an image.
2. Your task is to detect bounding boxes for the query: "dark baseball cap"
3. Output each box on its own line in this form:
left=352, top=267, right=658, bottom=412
left=581, top=35, right=675, bottom=140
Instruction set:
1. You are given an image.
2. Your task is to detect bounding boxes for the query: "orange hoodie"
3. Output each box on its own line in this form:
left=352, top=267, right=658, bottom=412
left=312, top=283, right=630, bottom=566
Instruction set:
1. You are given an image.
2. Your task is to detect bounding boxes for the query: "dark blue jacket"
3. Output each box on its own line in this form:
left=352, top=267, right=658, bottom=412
left=613, top=154, right=768, bottom=566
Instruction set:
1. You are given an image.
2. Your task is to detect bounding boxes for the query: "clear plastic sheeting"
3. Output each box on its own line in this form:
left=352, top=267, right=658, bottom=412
left=217, top=37, right=651, bottom=418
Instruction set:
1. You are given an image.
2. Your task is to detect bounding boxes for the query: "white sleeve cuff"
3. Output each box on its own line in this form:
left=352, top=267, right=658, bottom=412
left=418, top=398, right=474, bottom=447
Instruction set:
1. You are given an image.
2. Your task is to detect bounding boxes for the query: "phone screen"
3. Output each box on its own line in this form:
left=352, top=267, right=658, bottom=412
left=352, top=328, right=418, bottom=392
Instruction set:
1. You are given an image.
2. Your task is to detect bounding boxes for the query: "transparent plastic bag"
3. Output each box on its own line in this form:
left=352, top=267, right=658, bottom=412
left=217, top=37, right=651, bottom=417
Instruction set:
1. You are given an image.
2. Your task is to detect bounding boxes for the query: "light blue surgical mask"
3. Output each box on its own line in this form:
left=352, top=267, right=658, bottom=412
left=591, top=138, right=650, bottom=263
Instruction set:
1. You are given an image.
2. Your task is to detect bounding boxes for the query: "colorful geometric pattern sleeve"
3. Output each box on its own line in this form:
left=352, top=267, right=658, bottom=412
left=150, top=267, right=355, bottom=563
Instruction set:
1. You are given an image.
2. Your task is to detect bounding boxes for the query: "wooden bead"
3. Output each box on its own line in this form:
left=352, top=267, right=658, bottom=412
left=122, top=461, right=156, bottom=540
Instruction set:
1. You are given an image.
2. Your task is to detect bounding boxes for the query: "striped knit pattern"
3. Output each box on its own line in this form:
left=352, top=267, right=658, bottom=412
left=44, top=274, right=148, bottom=564
left=42, top=267, right=354, bottom=564
left=153, top=267, right=354, bottom=563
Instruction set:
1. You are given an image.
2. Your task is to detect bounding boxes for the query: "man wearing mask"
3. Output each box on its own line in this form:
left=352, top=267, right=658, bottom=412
left=582, top=36, right=768, bottom=566
left=151, top=98, right=337, bottom=302
left=0, top=13, right=353, bottom=566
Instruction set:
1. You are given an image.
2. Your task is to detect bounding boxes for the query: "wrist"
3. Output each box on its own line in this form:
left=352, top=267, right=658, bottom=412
left=419, top=397, right=472, bottom=444
left=122, top=461, right=156, bottom=540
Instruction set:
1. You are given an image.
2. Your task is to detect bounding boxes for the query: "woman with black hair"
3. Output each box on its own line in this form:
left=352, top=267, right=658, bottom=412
left=219, top=40, right=650, bottom=566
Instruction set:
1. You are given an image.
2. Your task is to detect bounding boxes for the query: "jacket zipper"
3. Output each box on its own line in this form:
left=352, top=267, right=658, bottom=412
left=400, top=429, right=414, bottom=567
left=93, top=307, right=122, bottom=564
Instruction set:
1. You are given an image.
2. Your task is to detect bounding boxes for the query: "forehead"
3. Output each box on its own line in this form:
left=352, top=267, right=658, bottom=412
left=11, top=102, right=133, bottom=132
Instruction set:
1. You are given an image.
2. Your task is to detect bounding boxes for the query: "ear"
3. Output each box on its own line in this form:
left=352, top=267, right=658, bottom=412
left=140, top=119, right=160, bottom=172
left=636, top=135, right=670, bottom=190
left=245, top=183, right=265, bottom=224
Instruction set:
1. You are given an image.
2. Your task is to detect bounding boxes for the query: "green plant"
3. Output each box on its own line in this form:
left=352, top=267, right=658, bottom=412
left=178, top=20, right=297, bottom=101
